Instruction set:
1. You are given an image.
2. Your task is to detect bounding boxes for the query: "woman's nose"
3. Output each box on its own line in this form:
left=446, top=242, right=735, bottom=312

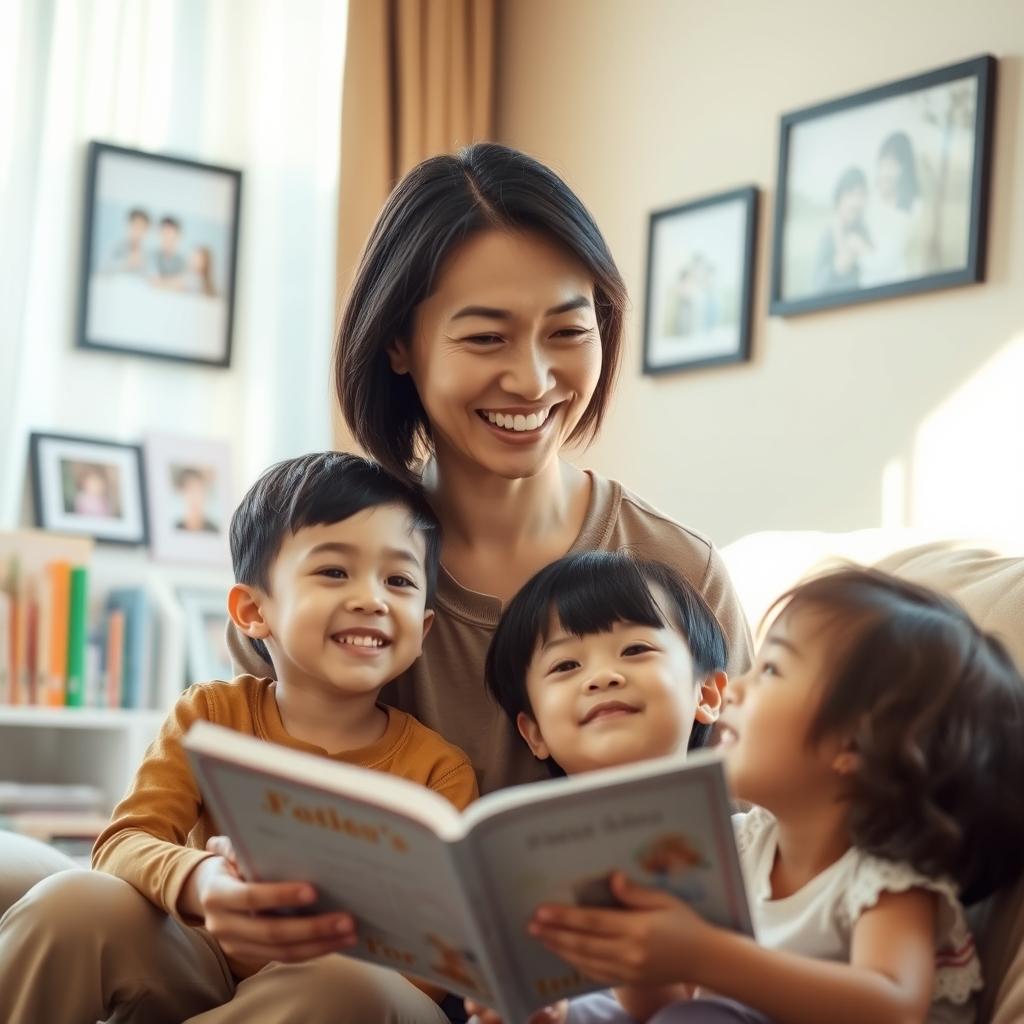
left=500, top=342, right=553, bottom=400
left=724, top=671, right=747, bottom=705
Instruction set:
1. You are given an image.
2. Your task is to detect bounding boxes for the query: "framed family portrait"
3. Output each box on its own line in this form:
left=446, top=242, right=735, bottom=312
left=179, top=588, right=234, bottom=684
left=770, top=55, right=995, bottom=316
left=29, top=432, right=148, bottom=545
left=642, top=186, right=758, bottom=376
left=143, top=434, right=233, bottom=566
left=76, top=141, right=242, bottom=366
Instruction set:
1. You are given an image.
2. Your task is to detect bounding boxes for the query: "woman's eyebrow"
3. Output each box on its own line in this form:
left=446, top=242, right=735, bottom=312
left=450, top=295, right=592, bottom=321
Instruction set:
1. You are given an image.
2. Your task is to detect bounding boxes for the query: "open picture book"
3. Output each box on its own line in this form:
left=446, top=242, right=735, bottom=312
left=184, top=722, right=752, bottom=1022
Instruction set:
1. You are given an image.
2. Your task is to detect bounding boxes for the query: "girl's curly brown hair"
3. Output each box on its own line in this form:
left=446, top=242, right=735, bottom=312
left=769, top=567, right=1024, bottom=905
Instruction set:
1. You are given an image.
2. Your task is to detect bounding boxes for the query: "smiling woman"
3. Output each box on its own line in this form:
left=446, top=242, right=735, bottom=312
left=228, top=145, right=753, bottom=815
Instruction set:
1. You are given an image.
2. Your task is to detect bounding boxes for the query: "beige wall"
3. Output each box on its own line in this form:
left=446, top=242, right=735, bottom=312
left=496, top=0, right=1024, bottom=546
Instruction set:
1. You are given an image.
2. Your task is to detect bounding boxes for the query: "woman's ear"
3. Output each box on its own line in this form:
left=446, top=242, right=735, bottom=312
left=228, top=584, right=270, bottom=640
left=694, top=670, right=727, bottom=724
left=386, top=337, right=410, bottom=375
left=516, top=712, right=550, bottom=762
left=831, top=744, right=861, bottom=776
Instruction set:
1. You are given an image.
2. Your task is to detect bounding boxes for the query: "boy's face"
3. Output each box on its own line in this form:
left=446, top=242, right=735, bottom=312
left=517, top=592, right=723, bottom=775
left=241, top=505, right=433, bottom=698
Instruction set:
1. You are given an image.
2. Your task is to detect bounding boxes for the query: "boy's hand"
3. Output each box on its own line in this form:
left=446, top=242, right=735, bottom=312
left=178, top=837, right=358, bottom=965
left=529, top=872, right=711, bottom=987
left=464, top=999, right=567, bottom=1024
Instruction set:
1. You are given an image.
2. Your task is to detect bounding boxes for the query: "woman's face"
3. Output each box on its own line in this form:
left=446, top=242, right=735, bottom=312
left=389, top=229, right=602, bottom=480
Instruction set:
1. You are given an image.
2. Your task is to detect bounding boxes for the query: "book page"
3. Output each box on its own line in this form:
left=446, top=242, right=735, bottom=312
left=465, top=758, right=750, bottom=1018
left=189, top=753, right=499, bottom=1002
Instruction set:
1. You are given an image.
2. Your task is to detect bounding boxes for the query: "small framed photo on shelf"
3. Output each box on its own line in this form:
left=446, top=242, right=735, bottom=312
left=642, top=186, right=758, bottom=376
left=770, top=54, right=995, bottom=316
left=179, top=588, right=234, bottom=684
left=29, top=432, right=148, bottom=545
left=144, top=434, right=233, bottom=567
left=77, top=141, right=242, bottom=366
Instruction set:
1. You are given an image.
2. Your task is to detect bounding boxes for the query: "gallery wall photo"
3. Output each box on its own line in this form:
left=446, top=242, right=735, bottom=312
left=642, top=186, right=758, bottom=376
left=76, top=141, right=242, bottom=367
left=770, top=55, right=995, bottom=317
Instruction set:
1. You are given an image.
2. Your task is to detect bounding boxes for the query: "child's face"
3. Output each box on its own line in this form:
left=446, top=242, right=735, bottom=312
left=517, top=594, right=722, bottom=775
left=246, top=504, right=433, bottom=698
left=718, top=606, right=847, bottom=811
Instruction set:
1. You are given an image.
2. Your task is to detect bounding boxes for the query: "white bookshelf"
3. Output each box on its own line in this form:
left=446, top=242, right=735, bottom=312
left=2, top=548, right=233, bottom=813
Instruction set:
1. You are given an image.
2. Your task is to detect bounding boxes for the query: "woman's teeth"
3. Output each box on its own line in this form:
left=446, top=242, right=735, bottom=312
left=483, top=407, right=551, bottom=432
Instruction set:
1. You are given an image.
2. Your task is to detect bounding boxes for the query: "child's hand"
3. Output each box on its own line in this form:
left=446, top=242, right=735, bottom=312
left=464, top=998, right=567, bottom=1024
left=529, top=872, right=712, bottom=987
left=179, top=842, right=358, bottom=966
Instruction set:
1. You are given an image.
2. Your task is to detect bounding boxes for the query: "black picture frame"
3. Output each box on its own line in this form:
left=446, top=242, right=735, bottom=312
left=76, top=141, right=242, bottom=366
left=642, top=186, right=758, bottom=376
left=770, top=55, right=995, bottom=317
left=29, top=431, right=149, bottom=546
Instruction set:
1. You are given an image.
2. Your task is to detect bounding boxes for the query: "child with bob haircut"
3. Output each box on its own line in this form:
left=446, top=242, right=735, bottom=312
left=469, top=549, right=729, bottom=1023
left=0, top=451, right=477, bottom=1024
left=524, top=567, right=1024, bottom=1024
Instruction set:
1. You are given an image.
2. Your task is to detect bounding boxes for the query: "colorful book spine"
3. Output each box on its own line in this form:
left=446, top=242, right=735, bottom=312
left=65, top=566, right=89, bottom=707
left=10, top=566, right=27, bottom=705
left=46, top=562, right=71, bottom=706
left=0, top=588, right=9, bottom=704
left=105, top=609, right=125, bottom=709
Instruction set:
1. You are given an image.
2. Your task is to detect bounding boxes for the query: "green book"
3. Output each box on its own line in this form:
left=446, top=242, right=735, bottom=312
left=65, top=566, right=89, bottom=707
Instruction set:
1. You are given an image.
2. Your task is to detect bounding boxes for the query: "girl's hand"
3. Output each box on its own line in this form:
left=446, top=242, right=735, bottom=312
left=178, top=838, right=358, bottom=966
left=529, top=872, right=712, bottom=987
left=464, top=999, right=568, bottom=1024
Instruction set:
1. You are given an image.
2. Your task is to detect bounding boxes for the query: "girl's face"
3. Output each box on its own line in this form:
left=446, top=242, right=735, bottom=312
left=388, top=229, right=603, bottom=480
left=876, top=154, right=902, bottom=204
left=718, top=606, right=848, bottom=812
left=516, top=593, right=724, bottom=775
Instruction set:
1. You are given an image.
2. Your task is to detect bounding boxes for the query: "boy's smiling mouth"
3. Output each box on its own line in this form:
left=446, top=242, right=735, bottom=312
left=579, top=700, right=640, bottom=725
left=331, top=628, right=391, bottom=652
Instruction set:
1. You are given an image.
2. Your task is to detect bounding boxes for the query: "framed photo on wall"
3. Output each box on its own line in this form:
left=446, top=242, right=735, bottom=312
left=77, top=141, right=242, bottom=366
left=143, top=433, right=233, bottom=567
left=770, top=55, right=995, bottom=316
left=29, top=432, right=148, bottom=545
left=179, top=588, right=234, bottom=684
left=642, top=186, right=758, bottom=376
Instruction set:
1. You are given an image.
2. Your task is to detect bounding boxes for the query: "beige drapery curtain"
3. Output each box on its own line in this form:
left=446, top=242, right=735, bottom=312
left=332, top=0, right=496, bottom=448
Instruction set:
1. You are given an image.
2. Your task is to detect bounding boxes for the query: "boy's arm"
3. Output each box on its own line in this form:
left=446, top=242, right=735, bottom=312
left=92, top=685, right=218, bottom=921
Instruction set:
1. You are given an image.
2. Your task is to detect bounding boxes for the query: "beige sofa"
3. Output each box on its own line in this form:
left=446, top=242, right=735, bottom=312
left=2, top=531, right=1022, bottom=1019
left=721, top=529, right=1024, bottom=1022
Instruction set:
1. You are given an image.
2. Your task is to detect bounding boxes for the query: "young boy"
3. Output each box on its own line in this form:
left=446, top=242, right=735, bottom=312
left=468, top=549, right=729, bottom=1024
left=0, top=452, right=476, bottom=1024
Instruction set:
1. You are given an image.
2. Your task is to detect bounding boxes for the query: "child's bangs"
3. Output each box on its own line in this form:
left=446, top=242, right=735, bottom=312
left=541, top=556, right=666, bottom=643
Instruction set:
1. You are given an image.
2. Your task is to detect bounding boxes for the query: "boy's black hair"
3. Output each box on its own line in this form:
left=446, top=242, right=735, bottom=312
left=485, top=550, right=728, bottom=774
left=230, top=452, right=441, bottom=665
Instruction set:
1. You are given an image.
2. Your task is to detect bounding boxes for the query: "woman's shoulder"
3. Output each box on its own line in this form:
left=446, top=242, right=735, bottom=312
left=586, top=471, right=715, bottom=582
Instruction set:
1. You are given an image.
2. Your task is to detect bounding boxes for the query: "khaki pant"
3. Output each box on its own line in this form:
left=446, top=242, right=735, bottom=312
left=0, top=869, right=450, bottom=1024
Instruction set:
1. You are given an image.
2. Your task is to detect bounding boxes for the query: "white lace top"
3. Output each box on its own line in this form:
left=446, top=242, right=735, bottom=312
left=734, top=807, right=982, bottom=1023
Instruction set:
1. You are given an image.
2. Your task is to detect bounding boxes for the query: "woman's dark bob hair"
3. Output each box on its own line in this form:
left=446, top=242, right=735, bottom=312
left=335, top=143, right=628, bottom=481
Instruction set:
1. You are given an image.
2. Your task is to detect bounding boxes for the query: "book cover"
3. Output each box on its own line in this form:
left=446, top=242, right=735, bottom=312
left=185, top=722, right=752, bottom=1022
left=105, top=609, right=125, bottom=709
left=65, top=566, right=89, bottom=707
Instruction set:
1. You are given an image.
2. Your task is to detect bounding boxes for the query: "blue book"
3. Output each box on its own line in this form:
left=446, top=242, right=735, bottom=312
left=105, top=588, right=152, bottom=709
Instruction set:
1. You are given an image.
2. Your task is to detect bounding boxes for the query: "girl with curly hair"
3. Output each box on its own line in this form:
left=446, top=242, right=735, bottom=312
left=531, top=567, right=1024, bottom=1024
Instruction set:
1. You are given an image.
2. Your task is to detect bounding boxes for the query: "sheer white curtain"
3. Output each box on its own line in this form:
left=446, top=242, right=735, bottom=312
left=0, top=0, right=347, bottom=524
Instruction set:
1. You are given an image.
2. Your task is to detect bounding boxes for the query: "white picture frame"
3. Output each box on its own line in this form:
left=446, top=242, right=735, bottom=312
left=144, top=433, right=233, bottom=566
left=179, top=587, right=234, bottom=684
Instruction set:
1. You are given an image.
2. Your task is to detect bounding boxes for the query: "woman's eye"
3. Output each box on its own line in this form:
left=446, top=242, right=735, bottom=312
left=550, top=660, right=579, bottom=674
left=466, top=334, right=503, bottom=345
left=386, top=575, right=416, bottom=588
left=622, top=643, right=653, bottom=657
left=760, top=661, right=779, bottom=678
left=553, top=327, right=591, bottom=340
left=319, top=568, right=347, bottom=580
